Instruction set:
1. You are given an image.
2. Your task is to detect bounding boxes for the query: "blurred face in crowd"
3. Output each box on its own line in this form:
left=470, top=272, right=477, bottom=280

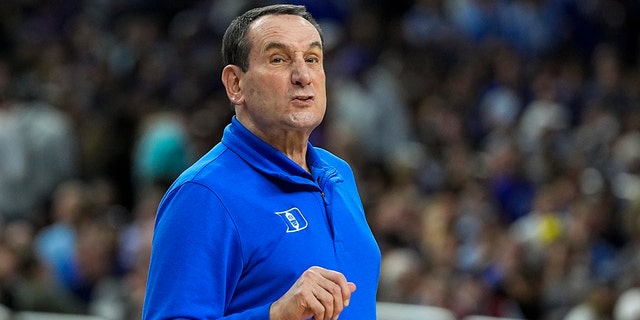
left=222, top=14, right=326, bottom=143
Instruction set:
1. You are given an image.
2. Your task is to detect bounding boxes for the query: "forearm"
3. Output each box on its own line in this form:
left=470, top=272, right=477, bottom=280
left=142, top=303, right=271, bottom=320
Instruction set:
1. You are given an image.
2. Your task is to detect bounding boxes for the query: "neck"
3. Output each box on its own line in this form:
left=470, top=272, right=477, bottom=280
left=237, top=117, right=311, bottom=172
left=270, top=134, right=310, bottom=172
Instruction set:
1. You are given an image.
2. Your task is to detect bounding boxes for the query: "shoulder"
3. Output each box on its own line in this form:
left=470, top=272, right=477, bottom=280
left=313, top=147, right=350, bottom=168
left=173, top=143, right=237, bottom=188
left=312, top=147, right=358, bottom=182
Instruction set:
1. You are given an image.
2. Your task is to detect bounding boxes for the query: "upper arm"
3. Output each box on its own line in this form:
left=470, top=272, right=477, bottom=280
left=143, top=182, right=243, bottom=319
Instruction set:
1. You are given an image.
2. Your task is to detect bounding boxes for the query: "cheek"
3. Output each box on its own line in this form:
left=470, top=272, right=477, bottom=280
left=315, top=74, right=327, bottom=95
left=247, top=86, right=259, bottom=98
left=241, top=77, right=265, bottom=102
left=245, top=74, right=281, bottom=98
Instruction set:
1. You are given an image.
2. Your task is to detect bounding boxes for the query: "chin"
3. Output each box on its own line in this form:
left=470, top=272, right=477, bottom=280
left=289, top=112, right=323, bottom=128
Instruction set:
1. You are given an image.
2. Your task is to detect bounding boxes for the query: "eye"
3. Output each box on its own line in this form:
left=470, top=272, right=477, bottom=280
left=270, top=55, right=286, bottom=64
left=305, top=54, right=322, bottom=64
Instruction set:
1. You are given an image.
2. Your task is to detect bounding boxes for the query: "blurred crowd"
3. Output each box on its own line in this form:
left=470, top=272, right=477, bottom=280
left=0, top=0, right=639, bottom=319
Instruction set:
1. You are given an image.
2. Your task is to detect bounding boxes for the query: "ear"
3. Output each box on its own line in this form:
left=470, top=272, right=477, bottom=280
left=221, top=65, right=245, bottom=105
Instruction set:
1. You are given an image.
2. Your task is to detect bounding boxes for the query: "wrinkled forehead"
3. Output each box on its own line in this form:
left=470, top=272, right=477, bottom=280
left=247, top=14, right=322, bottom=50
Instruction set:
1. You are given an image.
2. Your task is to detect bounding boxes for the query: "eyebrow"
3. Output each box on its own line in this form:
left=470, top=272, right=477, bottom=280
left=263, top=41, right=323, bottom=53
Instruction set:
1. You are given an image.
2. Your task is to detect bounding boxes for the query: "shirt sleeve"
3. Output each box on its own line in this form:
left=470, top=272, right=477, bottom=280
left=142, top=182, right=270, bottom=319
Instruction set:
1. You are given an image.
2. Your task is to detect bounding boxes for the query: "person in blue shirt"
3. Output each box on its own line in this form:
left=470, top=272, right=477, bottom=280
left=142, top=4, right=381, bottom=320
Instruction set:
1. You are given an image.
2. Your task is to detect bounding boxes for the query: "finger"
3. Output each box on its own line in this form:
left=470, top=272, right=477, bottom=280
left=314, top=268, right=354, bottom=308
left=308, top=292, right=329, bottom=320
left=319, top=281, right=355, bottom=320
left=345, top=282, right=357, bottom=306
left=309, top=268, right=355, bottom=319
left=329, top=279, right=349, bottom=319
left=312, top=287, right=335, bottom=320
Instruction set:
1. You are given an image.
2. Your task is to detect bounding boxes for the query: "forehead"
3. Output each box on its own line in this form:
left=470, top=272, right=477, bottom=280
left=247, top=14, right=321, bottom=50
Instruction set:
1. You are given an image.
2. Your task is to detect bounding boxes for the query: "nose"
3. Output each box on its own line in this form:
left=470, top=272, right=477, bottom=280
left=291, top=57, right=311, bottom=86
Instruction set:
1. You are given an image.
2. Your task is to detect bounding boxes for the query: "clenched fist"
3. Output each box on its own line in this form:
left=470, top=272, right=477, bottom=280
left=269, top=266, right=357, bottom=320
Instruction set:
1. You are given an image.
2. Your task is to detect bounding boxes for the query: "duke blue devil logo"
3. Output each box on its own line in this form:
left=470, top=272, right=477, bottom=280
left=275, top=207, right=308, bottom=233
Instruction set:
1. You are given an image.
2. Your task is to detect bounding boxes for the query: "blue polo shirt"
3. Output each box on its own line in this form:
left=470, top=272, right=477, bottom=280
left=143, top=116, right=381, bottom=319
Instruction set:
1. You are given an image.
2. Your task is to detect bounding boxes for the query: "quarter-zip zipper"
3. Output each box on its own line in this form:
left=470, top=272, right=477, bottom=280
left=314, top=167, right=344, bottom=252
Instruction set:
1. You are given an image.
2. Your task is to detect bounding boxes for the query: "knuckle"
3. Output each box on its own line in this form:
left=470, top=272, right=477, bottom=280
left=328, top=283, right=341, bottom=295
left=304, top=267, right=320, bottom=277
left=318, top=290, right=333, bottom=303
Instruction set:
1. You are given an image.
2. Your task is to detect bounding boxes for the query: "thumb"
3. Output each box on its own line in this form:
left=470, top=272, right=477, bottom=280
left=344, top=282, right=357, bottom=307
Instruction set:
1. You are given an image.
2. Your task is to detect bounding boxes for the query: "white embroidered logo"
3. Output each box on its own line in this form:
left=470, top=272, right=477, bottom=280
left=275, top=207, right=308, bottom=233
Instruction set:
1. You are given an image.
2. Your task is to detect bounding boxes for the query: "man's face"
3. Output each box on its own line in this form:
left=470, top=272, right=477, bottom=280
left=233, top=14, right=326, bottom=138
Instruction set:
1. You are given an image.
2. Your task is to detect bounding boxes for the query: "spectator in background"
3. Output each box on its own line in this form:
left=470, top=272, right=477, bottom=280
left=33, top=180, right=87, bottom=293
left=325, top=6, right=414, bottom=171
left=132, top=111, right=192, bottom=194
left=0, top=65, right=78, bottom=224
left=0, top=0, right=639, bottom=319
left=32, top=179, right=127, bottom=318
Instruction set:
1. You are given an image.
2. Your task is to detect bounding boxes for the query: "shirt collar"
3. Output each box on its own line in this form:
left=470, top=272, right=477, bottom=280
left=222, top=116, right=330, bottom=185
